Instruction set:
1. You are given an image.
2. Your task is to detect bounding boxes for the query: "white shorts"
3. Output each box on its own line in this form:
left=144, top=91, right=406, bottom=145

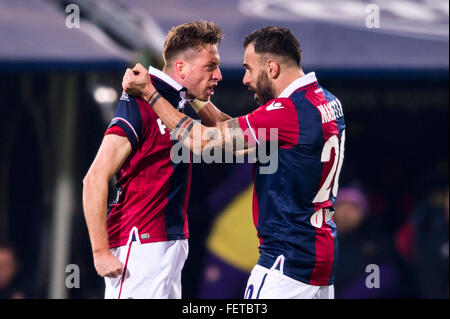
left=244, top=256, right=334, bottom=299
left=104, top=238, right=188, bottom=299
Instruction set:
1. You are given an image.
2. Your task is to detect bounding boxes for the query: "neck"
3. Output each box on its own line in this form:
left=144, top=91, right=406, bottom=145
left=162, top=65, right=180, bottom=82
left=163, top=65, right=196, bottom=99
left=273, top=67, right=305, bottom=98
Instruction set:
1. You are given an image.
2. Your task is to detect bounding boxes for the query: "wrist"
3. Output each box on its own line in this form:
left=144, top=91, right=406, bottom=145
left=190, top=98, right=209, bottom=113
left=92, top=247, right=110, bottom=257
left=142, top=86, right=156, bottom=103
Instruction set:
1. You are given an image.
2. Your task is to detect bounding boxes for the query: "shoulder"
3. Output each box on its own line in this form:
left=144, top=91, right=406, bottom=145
left=117, top=92, right=147, bottom=109
left=108, top=93, right=153, bottom=148
left=114, top=93, right=155, bottom=124
left=251, top=98, right=296, bottom=115
left=241, top=97, right=300, bottom=145
left=111, top=94, right=142, bottom=127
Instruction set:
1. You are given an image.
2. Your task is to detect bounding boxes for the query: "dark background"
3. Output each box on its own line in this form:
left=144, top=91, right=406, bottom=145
left=1, top=69, right=447, bottom=298
left=0, top=0, right=448, bottom=299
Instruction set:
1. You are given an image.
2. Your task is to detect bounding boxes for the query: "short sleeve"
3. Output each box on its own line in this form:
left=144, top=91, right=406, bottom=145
left=106, top=93, right=142, bottom=149
left=238, top=98, right=299, bottom=148
left=104, top=125, right=127, bottom=137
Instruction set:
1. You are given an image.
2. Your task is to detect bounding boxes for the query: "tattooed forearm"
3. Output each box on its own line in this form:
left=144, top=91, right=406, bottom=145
left=175, top=116, right=190, bottom=130
left=147, top=92, right=162, bottom=106
left=146, top=91, right=158, bottom=104
left=227, top=118, right=240, bottom=129
left=223, top=118, right=249, bottom=152
left=174, top=116, right=194, bottom=141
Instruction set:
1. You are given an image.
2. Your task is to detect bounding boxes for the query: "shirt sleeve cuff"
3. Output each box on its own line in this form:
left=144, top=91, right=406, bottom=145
left=238, top=115, right=259, bottom=146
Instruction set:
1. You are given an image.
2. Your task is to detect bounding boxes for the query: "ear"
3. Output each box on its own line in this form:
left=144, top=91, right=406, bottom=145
left=175, top=60, right=186, bottom=80
left=267, top=59, right=280, bottom=79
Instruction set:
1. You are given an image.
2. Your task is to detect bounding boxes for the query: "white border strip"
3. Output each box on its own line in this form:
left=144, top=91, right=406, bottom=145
left=148, top=66, right=183, bottom=91
left=279, top=72, right=317, bottom=98
left=270, top=254, right=285, bottom=275
left=246, top=115, right=259, bottom=145
left=126, top=226, right=141, bottom=245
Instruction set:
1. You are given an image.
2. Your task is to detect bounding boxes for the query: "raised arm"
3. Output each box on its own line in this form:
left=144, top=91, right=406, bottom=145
left=123, top=64, right=252, bottom=154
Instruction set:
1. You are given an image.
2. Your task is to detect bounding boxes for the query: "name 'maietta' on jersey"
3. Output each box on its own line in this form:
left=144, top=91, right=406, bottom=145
left=238, top=72, right=346, bottom=286
left=104, top=67, right=191, bottom=248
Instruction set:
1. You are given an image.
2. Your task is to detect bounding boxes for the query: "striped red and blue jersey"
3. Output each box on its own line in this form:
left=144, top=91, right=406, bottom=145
left=104, top=66, right=191, bottom=248
left=238, top=72, right=346, bottom=286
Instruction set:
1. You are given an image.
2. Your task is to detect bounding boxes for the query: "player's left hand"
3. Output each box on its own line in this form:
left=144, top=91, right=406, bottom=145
left=122, top=63, right=155, bottom=101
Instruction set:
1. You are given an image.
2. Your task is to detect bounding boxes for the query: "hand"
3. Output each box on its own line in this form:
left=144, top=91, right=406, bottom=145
left=122, top=63, right=155, bottom=101
left=93, top=250, right=124, bottom=278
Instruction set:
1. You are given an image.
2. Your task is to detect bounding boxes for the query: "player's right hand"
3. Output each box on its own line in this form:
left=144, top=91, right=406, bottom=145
left=93, top=250, right=124, bottom=278
left=122, top=63, right=155, bottom=102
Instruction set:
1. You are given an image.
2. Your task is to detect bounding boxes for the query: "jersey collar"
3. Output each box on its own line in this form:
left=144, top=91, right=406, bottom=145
left=278, top=72, right=317, bottom=98
left=148, top=66, right=188, bottom=110
left=148, top=66, right=184, bottom=92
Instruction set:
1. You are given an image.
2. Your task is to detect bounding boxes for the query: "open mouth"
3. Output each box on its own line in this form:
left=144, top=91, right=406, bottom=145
left=207, top=85, right=217, bottom=96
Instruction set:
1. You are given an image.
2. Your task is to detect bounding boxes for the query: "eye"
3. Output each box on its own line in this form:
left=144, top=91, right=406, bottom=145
left=206, top=64, right=217, bottom=71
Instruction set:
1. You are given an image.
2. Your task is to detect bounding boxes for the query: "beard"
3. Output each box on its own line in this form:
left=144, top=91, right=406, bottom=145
left=249, top=71, right=276, bottom=105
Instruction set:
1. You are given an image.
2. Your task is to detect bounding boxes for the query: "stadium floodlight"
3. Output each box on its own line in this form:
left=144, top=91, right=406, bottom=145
left=93, top=86, right=118, bottom=105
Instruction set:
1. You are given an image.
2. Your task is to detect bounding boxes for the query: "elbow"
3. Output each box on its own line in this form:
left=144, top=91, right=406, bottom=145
left=83, top=171, right=99, bottom=194
left=82, top=171, right=109, bottom=204
left=82, top=173, right=93, bottom=193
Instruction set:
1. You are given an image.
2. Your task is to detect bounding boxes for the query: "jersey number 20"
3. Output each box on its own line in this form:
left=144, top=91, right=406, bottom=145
left=313, top=129, right=346, bottom=203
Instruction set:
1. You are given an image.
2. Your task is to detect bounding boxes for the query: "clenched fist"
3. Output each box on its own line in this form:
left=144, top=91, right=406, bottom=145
left=122, top=63, right=154, bottom=101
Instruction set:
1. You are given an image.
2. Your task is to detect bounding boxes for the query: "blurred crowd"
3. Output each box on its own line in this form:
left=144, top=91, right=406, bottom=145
left=192, top=163, right=449, bottom=299
left=333, top=182, right=448, bottom=298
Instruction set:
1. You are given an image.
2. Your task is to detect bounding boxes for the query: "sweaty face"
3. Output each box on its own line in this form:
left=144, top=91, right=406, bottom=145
left=181, top=44, right=222, bottom=101
left=243, top=44, right=276, bottom=105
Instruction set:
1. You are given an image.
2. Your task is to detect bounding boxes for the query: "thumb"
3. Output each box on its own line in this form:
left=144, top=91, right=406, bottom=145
left=124, top=68, right=133, bottom=80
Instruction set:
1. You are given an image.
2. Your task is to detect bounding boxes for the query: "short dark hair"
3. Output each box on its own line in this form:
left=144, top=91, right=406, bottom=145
left=163, top=20, right=223, bottom=64
left=243, top=26, right=302, bottom=66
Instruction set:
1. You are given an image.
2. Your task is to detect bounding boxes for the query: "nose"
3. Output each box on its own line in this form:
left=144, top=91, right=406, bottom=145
left=213, top=67, right=222, bottom=82
left=242, top=71, right=250, bottom=86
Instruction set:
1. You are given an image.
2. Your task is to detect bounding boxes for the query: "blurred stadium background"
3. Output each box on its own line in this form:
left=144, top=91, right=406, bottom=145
left=0, top=0, right=448, bottom=299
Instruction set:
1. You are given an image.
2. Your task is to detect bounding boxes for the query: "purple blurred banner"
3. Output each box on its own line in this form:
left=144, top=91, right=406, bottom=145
left=118, top=0, right=449, bottom=70
left=0, top=0, right=129, bottom=67
left=1, top=0, right=447, bottom=69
